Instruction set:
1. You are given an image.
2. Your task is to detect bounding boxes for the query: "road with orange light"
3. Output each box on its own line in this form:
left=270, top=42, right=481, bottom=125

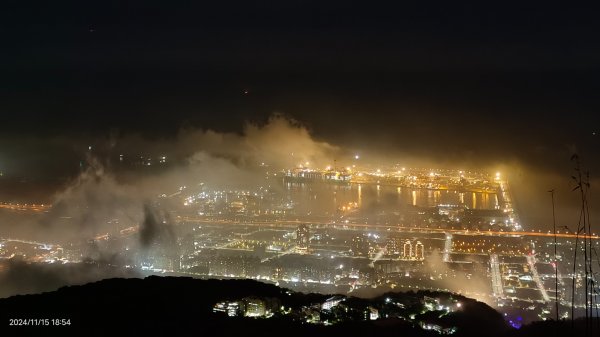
left=177, top=217, right=599, bottom=240
left=90, top=217, right=599, bottom=242
left=0, top=203, right=51, bottom=212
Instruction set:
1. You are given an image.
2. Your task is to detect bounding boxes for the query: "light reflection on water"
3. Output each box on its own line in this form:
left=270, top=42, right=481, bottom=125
left=283, top=182, right=498, bottom=215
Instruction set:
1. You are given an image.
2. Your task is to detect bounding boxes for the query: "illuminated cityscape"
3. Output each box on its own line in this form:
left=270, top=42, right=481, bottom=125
left=1, top=1, right=599, bottom=335
left=1, top=161, right=598, bottom=330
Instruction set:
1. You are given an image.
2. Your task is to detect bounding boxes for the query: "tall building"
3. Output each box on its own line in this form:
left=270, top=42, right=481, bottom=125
left=414, top=241, right=425, bottom=260
left=296, top=224, right=310, bottom=250
left=386, top=237, right=399, bottom=255
left=351, top=235, right=370, bottom=257
left=403, top=240, right=413, bottom=259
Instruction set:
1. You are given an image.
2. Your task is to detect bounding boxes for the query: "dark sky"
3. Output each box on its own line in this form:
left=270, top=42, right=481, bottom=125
left=1, top=1, right=599, bottom=176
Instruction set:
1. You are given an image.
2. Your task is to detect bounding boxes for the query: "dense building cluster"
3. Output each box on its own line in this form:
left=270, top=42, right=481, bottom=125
left=1, top=166, right=597, bottom=324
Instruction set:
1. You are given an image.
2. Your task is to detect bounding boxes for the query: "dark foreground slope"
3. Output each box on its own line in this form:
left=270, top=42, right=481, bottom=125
left=0, top=276, right=527, bottom=336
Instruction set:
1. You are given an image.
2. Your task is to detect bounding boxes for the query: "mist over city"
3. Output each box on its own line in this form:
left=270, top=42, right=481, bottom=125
left=1, top=1, right=599, bottom=336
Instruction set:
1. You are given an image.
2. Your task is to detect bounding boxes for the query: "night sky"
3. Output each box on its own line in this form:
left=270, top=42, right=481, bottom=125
left=1, top=1, right=599, bottom=182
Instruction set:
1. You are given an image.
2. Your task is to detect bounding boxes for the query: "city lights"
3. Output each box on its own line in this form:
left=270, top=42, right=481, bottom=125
left=2, top=2, right=598, bottom=334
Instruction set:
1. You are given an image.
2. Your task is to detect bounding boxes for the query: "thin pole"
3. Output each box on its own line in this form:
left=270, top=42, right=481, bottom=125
left=550, top=189, right=559, bottom=321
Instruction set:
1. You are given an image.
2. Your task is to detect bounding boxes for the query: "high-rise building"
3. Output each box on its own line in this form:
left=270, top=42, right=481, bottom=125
left=415, top=241, right=425, bottom=260
left=351, top=235, right=370, bottom=257
left=386, top=237, right=399, bottom=255
left=296, top=224, right=310, bottom=250
left=403, top=240, right=413, bottom=259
